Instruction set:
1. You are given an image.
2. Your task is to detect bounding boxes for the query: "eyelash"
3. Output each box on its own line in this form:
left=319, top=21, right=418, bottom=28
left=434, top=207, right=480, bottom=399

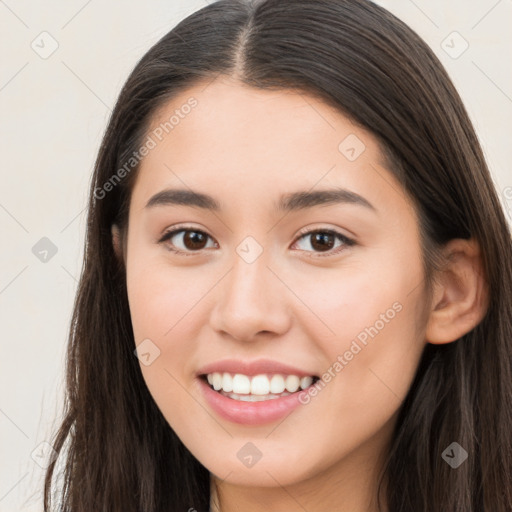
left=158, top=224, right=356, bottom=258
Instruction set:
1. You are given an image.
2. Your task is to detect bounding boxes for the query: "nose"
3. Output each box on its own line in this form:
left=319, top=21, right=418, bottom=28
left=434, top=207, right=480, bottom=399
left=208, top=249, right=292, bottom=342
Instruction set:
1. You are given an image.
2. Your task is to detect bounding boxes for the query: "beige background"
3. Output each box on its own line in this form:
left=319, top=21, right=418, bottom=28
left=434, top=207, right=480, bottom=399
left=0, top=0, right=510, bottom=510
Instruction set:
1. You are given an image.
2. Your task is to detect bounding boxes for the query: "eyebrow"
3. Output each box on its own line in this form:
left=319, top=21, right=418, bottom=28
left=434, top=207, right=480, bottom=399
left=144, top=187, right=376, bottom=213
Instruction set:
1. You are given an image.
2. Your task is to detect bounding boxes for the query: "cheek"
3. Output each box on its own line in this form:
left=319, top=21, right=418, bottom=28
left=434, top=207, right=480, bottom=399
left=126, top=262, right=194, bottom=409
left=126, top=258, right=206, bottom=424
left=294, top=247, right=426, bottom=401
left=126, top=251, right=209, bottom=341
left=278, top=270, right=425, bottom=481
left=309, top=297, right=424, bottom=477
left=292, top=260, right=415, bottom=345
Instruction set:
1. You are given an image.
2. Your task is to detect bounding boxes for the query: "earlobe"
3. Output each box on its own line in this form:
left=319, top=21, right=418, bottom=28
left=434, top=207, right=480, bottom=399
left=425, top=238, right=489, bottom=344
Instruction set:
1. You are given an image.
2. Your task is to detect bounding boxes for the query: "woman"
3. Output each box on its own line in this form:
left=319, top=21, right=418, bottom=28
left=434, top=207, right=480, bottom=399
left=43, top=0, right=512, bottom=510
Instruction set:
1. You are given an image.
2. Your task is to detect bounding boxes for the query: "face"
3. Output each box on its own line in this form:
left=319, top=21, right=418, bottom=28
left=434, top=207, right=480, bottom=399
left=122, top=76, right=430, bottom=490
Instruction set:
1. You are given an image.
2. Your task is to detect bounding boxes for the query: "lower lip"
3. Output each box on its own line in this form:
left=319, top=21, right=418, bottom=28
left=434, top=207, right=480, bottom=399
left=197, top=377, right=309, bottom=425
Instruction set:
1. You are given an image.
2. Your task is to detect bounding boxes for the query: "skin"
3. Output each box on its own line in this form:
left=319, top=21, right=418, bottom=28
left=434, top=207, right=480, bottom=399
left=112, top=76, right=488, bottom=511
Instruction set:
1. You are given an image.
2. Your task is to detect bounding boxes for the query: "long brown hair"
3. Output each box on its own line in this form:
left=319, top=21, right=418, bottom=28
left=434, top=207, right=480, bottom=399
left=44, top=0, right=512, bottom=510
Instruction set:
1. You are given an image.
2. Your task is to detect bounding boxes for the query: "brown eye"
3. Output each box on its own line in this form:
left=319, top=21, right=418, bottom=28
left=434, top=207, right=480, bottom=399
left=293, top=229, right=355, bottom=257
left=159, top=228, right=216, bottom=254
left=181, top=231, right=208, bottom=250
left=309, top=232, right=336, bottom=252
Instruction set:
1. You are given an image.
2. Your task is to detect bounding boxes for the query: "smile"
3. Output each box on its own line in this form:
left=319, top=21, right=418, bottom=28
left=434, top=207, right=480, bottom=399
left=204, top=372, right=319, bottom=401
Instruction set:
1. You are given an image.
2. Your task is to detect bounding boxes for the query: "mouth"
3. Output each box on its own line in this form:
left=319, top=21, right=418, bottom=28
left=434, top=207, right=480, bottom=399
left=200, top=372, right=320, bottom=402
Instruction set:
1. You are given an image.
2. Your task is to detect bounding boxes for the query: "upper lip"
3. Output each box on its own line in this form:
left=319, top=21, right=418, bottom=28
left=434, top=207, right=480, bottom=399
left=197, top=358, right=318, bottom=378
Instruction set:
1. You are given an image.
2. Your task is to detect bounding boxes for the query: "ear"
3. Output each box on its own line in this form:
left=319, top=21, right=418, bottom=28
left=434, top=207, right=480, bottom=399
left=111, top=223, right=124, bottom=263
left=425, top=238, right=489, bottom=344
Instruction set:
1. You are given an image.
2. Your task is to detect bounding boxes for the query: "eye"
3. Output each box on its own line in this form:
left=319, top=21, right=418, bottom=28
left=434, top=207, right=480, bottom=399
left=291, top=228, right=355, bottom=257
left=158, top=226, right=217, bottom=256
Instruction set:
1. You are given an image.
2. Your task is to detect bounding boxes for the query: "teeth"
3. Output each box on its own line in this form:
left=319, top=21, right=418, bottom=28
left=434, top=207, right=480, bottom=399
left=222, top=373, right=233, bottom=392
left=251, top=374, right=270, bottom=395
left=219, top=390, right=292, bottom=401
left=300, top=376, right=313, bottom=389
left=270, top=374, right=285, bottom=394
left=232, top=374, right=251, bottom=394
left=205, top=372, right=315, bottom=395
left=212, top=372, right=222, bottom=391
left=285, top=375, right=300, bottom=392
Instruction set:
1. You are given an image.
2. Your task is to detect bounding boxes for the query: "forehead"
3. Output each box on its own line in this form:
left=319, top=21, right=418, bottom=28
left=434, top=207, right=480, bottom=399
left=130, top=76, right=409, bottom=217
